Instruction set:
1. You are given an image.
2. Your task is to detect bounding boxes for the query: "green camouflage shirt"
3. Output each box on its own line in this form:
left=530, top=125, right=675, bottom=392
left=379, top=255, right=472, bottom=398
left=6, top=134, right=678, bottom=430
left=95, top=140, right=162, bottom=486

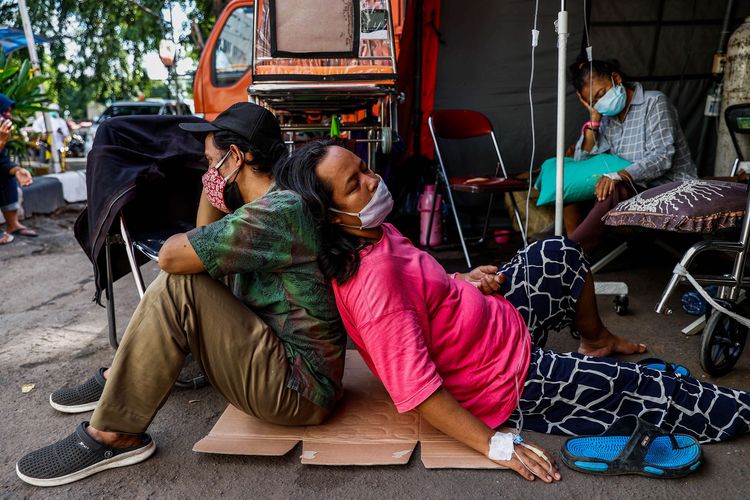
left=187, top=188, right=346, bottom=409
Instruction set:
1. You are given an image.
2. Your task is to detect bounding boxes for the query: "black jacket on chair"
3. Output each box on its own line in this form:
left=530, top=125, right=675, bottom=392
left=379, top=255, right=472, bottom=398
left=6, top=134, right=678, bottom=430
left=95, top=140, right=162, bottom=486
left=74, top=114, right=208, bottom=304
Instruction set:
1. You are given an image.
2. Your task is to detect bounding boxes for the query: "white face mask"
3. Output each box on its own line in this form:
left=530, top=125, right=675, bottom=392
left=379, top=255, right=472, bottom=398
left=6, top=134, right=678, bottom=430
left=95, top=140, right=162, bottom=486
left=329, top=175, right=394, bottom=230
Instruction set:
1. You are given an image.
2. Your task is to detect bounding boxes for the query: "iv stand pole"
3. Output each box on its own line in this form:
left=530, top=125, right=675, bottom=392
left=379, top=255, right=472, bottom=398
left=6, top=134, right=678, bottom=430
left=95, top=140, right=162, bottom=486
left=554, top=1, right=569, bottom=235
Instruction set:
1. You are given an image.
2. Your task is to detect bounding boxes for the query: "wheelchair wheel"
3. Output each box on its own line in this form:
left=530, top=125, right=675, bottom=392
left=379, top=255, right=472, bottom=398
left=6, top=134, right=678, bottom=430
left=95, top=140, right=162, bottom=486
left=700, top=308, right=748, bottom=377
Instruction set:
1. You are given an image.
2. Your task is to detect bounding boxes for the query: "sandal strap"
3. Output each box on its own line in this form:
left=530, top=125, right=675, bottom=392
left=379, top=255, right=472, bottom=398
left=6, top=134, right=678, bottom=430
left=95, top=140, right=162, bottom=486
left=606, top=416, right=680, bottom=472
left=637, top=357, right=675, bottom=373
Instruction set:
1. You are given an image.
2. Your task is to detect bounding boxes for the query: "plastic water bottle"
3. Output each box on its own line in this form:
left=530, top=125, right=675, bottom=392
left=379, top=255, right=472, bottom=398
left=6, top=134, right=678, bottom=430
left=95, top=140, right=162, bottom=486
left=681, top=286, right=719, bottom=316
left=418, top=185, right=442, bottom=247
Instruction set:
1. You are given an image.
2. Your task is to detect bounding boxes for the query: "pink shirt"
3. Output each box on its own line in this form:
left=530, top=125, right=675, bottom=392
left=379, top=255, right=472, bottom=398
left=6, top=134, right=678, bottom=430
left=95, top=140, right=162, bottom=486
left=332, top=224, right=531, bottom=428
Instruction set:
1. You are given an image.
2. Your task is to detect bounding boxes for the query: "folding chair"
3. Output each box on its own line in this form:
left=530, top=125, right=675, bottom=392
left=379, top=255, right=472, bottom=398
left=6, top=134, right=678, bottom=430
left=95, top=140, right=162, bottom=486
left=428, top=109, right=528, bottom=269
left=78, top=114, right=209, bottom=389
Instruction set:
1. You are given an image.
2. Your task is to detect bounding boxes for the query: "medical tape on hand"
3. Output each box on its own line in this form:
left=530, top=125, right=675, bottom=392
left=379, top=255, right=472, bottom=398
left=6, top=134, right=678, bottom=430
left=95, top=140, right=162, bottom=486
left=604, top=172, right=622, bottom=181
left=487, top=432, right=516, bottom=461
left=674, top=263, right=750, bottom=329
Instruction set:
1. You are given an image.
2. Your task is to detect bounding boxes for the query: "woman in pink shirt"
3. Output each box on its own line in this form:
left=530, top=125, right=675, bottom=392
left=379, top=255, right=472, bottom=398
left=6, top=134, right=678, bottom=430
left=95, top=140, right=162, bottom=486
left=275, top=142, right=750, bottom=483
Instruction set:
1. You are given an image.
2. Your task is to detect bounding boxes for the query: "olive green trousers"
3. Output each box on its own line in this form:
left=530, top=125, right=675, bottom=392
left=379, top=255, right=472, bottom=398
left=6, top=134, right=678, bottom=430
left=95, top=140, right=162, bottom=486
left=91, top=271, right=327, bottom=434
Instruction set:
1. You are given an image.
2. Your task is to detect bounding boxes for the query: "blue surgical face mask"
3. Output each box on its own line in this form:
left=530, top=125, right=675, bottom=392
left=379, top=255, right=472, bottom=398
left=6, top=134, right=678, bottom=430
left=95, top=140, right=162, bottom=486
left=594, top=77, right=627, bottom=116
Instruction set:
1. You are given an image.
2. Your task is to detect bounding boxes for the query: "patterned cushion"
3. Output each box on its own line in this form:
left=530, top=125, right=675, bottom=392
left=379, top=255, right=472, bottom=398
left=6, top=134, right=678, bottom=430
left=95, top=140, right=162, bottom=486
left=603, top=180, right=747, bottom=233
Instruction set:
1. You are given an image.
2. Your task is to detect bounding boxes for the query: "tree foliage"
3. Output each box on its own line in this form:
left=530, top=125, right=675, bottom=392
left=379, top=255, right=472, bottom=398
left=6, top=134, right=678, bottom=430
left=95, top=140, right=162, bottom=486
left=0, top=0, right=230, bottom=119
left=0, top=50, right=48, bottom=158
left=187, top=0, right=230, bottom=59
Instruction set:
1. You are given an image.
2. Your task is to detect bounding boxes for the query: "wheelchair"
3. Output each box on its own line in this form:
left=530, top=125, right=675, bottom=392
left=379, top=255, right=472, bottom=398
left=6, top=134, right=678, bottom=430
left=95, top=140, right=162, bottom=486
left=655, top=103, right=750, bottom=376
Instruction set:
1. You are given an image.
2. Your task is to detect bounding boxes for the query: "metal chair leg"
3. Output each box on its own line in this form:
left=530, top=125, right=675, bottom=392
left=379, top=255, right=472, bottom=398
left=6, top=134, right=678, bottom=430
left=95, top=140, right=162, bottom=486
left=437, top=168, right=472, bottom=268
left=508, top=192, right=527, bottom=245
left=424, top=170, right=442, bottom=247
left=429, top=119, right=472, bottom=269
left=104, top=235, right=119, bottom=349
left=655, top=241, right=734, bottom=315
left=490, top=131, right=528, bottom=244
left=590, top=242, right=628, bottom=274
left=120, top=216, right=146, bottom=299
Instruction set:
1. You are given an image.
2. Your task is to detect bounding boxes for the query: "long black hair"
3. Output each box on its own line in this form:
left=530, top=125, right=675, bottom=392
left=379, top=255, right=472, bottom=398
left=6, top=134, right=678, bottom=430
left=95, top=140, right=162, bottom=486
left=213, top=129, right=287, bottom=174
left=569, top=57, right=627, bottom=93
left=273, top=140, right=367, bottom=284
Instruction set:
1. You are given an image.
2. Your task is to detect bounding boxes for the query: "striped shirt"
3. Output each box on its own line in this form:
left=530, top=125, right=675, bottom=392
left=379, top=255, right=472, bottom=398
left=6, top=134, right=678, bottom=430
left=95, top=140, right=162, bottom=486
left=187, top=188, right=346, bottom=409
left=575, top=82, right=697, bottom=187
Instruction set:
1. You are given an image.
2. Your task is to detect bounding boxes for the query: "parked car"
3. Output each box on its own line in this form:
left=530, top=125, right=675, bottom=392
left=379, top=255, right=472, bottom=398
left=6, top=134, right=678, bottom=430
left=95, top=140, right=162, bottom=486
left=96, top=100, right=192, bottom=122
left=85, top=99, right=193, bottom=153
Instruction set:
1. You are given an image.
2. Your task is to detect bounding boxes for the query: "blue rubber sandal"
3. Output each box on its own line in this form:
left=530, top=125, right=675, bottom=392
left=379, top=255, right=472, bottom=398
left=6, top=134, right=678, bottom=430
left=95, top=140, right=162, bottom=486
left=561, top=415, right=702, bottom=479
left=637, top=357, right=690, bottom=377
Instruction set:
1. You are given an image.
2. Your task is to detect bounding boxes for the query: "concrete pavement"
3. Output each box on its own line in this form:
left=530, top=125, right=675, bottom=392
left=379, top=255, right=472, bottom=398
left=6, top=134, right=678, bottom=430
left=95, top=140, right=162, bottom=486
left=2, top=207, right=750, bottom=499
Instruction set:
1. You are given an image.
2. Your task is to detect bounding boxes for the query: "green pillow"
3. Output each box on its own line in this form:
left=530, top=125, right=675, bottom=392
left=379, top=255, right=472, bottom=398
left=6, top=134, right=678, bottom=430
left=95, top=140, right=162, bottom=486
left=535, top=154, right=631, bottom=206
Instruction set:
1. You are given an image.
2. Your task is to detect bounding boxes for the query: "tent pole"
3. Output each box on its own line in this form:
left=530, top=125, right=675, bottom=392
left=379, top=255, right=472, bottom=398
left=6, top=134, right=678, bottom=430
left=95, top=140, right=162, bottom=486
left=414, top=0, right=423, bottom=157
left=18, top=0, right=62, bottom=173
left=554, top=1, right=569, bottom=236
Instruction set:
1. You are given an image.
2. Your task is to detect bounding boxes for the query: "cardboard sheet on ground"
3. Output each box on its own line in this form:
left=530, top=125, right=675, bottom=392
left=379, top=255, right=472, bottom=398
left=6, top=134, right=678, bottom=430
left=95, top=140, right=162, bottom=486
left=193, top=351, right=503, bottom=469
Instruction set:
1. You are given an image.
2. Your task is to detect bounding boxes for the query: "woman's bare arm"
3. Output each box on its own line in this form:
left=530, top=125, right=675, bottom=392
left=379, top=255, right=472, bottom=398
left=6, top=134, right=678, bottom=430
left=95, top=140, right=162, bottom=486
left=417, top=388, right=560, bottom=482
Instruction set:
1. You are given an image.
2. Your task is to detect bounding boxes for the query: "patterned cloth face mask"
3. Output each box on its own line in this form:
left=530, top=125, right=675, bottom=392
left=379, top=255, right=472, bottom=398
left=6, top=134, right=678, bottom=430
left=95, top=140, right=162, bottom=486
left=201, top=150, right=240, bottom=213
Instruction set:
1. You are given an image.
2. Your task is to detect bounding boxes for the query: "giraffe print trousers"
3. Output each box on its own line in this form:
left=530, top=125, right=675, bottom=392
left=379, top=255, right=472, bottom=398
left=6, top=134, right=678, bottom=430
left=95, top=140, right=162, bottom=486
left=499, top=237, right=750, bottom=443
left=504, top=347, right=750, bottom=443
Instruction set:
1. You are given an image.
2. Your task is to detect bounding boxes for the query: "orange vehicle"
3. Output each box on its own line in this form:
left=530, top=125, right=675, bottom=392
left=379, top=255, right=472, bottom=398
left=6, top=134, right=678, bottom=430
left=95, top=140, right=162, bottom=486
left=193, top=0, right=405, bottom=120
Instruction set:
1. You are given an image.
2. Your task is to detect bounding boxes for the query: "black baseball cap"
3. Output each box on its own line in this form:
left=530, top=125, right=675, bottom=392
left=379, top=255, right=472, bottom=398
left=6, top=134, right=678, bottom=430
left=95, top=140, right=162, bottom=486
left=179, top=102, right=282, bottom=151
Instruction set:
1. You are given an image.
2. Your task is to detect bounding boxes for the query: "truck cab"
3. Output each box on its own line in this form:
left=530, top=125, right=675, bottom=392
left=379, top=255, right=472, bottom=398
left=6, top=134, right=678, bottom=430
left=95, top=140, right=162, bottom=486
left=193, top=0, right=405, bottom=121
left=193, top=0, right=255, bottom=120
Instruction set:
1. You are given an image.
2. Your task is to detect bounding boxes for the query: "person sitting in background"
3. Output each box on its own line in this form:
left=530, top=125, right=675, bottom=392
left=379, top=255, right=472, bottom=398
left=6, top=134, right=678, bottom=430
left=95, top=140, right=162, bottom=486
left=565, top=58, right=696, bottom=254
left=32, top=103, right=70, bottom=159
left=0, top=93, right=37, bottom=245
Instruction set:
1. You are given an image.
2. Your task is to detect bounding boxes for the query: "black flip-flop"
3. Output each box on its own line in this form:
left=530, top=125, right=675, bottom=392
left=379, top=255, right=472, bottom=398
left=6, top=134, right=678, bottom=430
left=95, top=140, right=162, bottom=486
left=561, top=415, right=702, bottom=479
left=11, top=227, right=38, bottom=237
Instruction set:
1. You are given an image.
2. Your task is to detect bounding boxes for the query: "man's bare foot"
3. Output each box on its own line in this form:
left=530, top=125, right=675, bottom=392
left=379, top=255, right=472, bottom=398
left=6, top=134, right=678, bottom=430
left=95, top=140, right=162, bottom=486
left=578, top=331, right=647, bottom=357
left=86, top=424, right=143, bottom=449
